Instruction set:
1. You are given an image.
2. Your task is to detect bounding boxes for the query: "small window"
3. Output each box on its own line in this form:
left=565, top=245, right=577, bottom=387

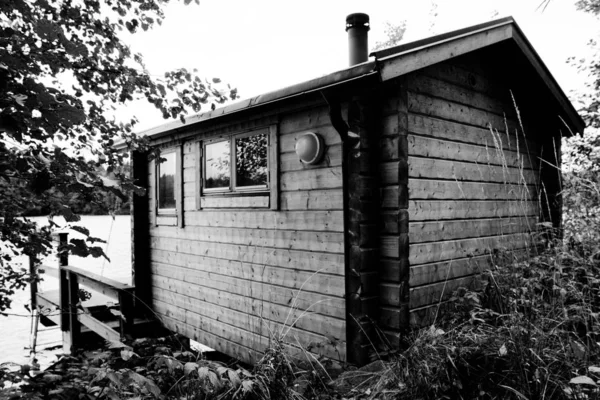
left=199, top=127, right=277, bottom=209
left=155, top=147, right=182, bottom=227
left=203, top=132, right=268, bottom=193
left=158, top=151, right=176, bottom=210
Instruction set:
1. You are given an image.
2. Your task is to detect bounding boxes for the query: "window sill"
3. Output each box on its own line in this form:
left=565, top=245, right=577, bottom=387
left=200, top=194, right=269, bottom=209
left=156, top=214, right=178, bottom=226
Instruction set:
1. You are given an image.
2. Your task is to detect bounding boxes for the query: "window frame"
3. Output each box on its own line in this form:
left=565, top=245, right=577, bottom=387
left=156, top=149, right=177, bottom=214
left=197, top=126, right=278, bottom=210
left=154, top=145, right=183, bottom=226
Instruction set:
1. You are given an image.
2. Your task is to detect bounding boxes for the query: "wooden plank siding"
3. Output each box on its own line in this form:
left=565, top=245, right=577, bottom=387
left=146, top=103, right=347, bottom=364
left=406, top=61, right=541, bottom=325
left=379, top=58, right=542, bottom=332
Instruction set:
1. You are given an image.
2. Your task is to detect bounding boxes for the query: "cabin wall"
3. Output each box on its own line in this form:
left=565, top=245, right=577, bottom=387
left=377, top=55, right=549, bottom=335
left=146, top=102, right=347, bottom=364
left=405, top=58, right=545, bottom=325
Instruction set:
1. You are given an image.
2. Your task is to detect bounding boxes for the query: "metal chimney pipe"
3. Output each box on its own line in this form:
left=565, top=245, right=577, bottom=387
left=346, top=13, right=370, bottom=66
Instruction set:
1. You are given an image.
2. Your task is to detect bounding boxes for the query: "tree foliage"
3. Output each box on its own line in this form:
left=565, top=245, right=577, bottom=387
left=0, top=0, right=237, bottom=313
left=371, top=21, right=407, bottom=52
left=570, top=0, right=600, bottom=129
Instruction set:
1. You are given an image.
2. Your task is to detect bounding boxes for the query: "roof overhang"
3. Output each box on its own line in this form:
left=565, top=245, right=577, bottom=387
left=372, top=17, right=585, bottom=135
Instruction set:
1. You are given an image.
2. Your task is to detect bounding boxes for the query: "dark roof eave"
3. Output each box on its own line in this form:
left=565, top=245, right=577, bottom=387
left=137, top=61, right=378, bottom=142
left=371, top=17, right=584, bottom=135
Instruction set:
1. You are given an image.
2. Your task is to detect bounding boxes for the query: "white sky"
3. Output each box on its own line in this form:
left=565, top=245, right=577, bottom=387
left=119, top=0, right=599, bottom=131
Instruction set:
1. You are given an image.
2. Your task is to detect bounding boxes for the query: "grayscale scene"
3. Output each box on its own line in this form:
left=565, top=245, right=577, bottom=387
left=1, top=0, right=600, bottom=398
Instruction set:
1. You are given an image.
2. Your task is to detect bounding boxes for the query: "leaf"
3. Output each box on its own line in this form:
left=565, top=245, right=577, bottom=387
left=589, top=366, right=600, bottom=374
left=197, top=366, right=209, bottom=380
left=498, top=344, right=507, bottom=356
left=227, top=369, right=241, bottom=388
left=120, top=349, right=136, bottom=361
left=208, top=371, right=222, bottom=390
left=106, top=371, right=121, bottom=386
left=184, top=362, right=198, bottom=376
left=570, top=376, right=597, bottom=386
left=241, top=380, right=253, bottom=393
left=11, top=94, right=27, bottom=106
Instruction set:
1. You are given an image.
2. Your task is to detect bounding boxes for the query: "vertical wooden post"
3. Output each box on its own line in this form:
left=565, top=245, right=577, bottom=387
left=131, top=151, right=150, bottom=311
left=118, top=290, right=134, bottom=338
left=57, top=232, right=75, bottom=353
left=67, top=271, right=81, bottom=352
left=29, top=256, right=37, bottom=310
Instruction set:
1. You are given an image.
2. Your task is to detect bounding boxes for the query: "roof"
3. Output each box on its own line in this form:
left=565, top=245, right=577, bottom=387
left=138, top=16, right=584, bottom=141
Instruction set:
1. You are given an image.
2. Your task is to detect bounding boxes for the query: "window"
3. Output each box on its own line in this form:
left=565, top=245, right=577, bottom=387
left=199, top=127, right=278, bottom=209
left=155, top=146, right=182, bottom=226
left=203, top=131, right=268, bottom=194
left=157, top=151, right=176, bottom=210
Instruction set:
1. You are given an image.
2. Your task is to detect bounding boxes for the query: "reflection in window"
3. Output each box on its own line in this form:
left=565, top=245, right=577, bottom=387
left=158, top=152, right=176, bottom=209
left=236, top=133, right=268, bottom=188
left=205, top=140, right=230, bottom=190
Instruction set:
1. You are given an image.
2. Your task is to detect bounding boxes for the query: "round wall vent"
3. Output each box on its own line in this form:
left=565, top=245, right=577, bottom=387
left=295, top=132, right=325, bottom=165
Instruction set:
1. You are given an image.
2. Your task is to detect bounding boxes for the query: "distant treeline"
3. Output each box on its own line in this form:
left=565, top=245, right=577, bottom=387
left=24, top=163, right=131, bottom=217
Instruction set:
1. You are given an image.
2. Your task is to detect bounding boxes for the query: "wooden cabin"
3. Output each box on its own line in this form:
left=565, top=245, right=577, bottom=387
left=128, top=17, right=584, bottom=365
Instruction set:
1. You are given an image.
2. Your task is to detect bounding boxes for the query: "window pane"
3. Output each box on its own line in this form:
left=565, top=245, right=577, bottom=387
left=158, top=152, right=176, bottom=209
left=236, top=133, right=268, bottom=188
left=205, top=141, right=231, bottom=189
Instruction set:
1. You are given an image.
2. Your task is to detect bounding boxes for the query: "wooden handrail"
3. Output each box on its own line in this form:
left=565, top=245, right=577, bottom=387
left=55, top=233, right=136, bottom=352
left=61, top=265, right=134, bottom=292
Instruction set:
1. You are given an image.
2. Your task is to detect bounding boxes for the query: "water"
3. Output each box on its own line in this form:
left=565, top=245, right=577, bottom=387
left=0, top=215, right=131, bottom=367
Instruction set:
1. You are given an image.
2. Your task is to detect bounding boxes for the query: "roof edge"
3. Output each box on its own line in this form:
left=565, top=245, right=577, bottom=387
left=134, top=61, right=377, bottom=141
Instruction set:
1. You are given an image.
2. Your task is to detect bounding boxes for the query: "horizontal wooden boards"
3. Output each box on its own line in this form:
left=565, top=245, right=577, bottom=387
left=409, top=216, right=538, bottom=244
left=408, top=73, right=509, bottom=116
left=408, top=135, right=539, bottom=169
left=150, top=252, right=345, bottom=330
left=280, top=167, right=343, bottom=191
left=151, top=252, right=344, bottom=299
left=382, top=182, right=535, bottom=207
left=410, top=232, right=532, bottom=266
left=410, top=248, right=529, bottom=287
left=184, top=210, right=344, bottom=232
left=149, top=226, right=344, bottom=254
left=380, top=134, right=539, bottom=170
left=410, top=275, right=482, bottom=309
left=408, top=91, right=519, bottom=133
left=150, top=237, right=344, bottom=275
left=152, top=279, right=345, bottom=360
left=409, top=200, right=538, bottom=221
left=157, top=309, right=263, bottom=363
left=152, top=277, right=344, bottom=342
left=408, top=114, right=538, bottom=154
left=380, top=158, right=539, bottom=185
left=280, top=189, right=343, bottom=211
left=409, top=179, right=536, bottom=201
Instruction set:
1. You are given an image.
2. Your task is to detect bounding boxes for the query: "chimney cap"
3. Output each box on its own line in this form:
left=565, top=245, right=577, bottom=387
left=346, top=13, right=370, bottom=31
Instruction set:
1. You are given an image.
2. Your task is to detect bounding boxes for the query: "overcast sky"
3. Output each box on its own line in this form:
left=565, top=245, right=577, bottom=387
left=118, top=0, right=599, bottom=131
